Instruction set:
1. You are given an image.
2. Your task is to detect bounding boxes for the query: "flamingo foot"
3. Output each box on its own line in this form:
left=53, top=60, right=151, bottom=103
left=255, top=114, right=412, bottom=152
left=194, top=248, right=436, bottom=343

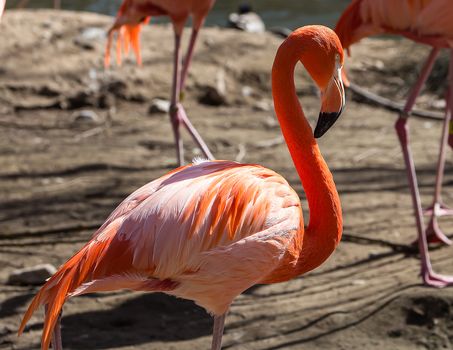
left=422, top=270, right=453, bottom=287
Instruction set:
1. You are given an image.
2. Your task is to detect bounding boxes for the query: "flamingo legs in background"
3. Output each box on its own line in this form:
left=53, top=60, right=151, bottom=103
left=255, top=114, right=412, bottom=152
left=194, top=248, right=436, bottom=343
left=335, top=0, right=453, bottom=287
left=169, top=28, right=214, bottom=165
left=395, top=48, right=453, bottom=286
left=106, top=0, right=215, bottom=166
left=19, top=26, right=346, bottom=350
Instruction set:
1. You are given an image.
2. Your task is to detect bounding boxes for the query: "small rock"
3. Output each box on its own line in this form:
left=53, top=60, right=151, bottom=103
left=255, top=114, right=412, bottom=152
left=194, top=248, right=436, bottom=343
left=253, top=99, right=271, bottom=111
left=72, top=109, right=101, bottom=125
left=199, top=86, right=227, bottom=106
left=8, top=264, right=57, bottom=285
left=241, top=86, right=254, bottom=98
left=74, top=27, right=106, bottom=50
left=373, top=60, right=385, bottom=70
left=199, top=70, right=228, bottom=106
left=148, top=98, right=171, bottom=114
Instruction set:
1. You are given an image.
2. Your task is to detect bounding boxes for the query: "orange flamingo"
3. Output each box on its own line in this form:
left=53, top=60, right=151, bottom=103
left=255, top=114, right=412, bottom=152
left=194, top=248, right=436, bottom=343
left=105, top=0, right=216, bottom=166
left=335, top=0, right=453, bottom=287
left=18, top=25, right=345, bottom=350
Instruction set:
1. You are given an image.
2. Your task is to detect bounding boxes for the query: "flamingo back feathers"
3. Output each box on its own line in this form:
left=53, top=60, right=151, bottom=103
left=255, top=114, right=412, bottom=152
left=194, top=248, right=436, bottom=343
left=335, top=0, right=453, bottom=53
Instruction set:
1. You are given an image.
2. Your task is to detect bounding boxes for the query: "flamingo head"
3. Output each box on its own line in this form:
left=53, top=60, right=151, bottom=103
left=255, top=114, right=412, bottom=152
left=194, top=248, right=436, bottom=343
left=291, top=26, right=346, bottom=138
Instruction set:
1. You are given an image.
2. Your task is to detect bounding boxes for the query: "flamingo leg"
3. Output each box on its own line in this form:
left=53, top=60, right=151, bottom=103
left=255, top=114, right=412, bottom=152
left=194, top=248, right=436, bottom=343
left=395, top=47, right=453, bottom=287
left=53, top=0, right=61, bottom=9
left=179, top=28, right=200, bottom=97
left=424, top=50, right=453, bottom=245
left=211, top=312, right=227, bottom=350
left=170, top=32, right=185, bottom=166
left=170, top=30, right=214, bottom=165
left=178, top=103, right=215, bottom=160
left=45, top=305, right=63, bottom=350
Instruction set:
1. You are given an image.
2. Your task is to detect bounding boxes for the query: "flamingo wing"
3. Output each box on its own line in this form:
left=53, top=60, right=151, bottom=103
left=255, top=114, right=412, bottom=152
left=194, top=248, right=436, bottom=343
left=20, top=160, right=303, bottom=349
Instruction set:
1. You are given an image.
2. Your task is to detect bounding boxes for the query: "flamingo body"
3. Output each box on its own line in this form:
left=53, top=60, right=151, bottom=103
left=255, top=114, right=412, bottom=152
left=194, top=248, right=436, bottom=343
left=20, top=26, right=346, bottom=350
left=20, top=161, right=304, bottom=348
left=336, top=0, right=453, bottom=53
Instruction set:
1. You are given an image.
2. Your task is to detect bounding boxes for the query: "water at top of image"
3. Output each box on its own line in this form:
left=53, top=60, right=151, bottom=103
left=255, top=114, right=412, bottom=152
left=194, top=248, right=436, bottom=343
left=7, top=0, right=351, bottom=29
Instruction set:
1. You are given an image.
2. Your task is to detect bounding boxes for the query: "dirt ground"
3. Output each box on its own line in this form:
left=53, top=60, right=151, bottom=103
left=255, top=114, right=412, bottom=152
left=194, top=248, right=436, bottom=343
left=1, top=9, right=453, bottom=350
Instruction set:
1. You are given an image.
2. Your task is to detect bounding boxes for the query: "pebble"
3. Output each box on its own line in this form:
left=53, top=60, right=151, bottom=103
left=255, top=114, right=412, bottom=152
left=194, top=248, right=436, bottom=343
left=74, top=27, right=106, bottom=50
left=8, top=264, right=57, bottom=285
left=72, top=109, right=101, bottom=125
left=148, top=98, right=170, bottom=114
left=199, top=69, right=228, bottom=106
left=253, top=99, right=271, bottom=112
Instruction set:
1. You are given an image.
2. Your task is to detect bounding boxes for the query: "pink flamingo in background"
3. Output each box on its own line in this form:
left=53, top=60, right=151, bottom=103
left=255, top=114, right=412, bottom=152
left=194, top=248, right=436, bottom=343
left=105, top=0, right=216, bottom=166
left=335, top=0, right=453, bottom=287
left=19, top=25, right=345, bottom=350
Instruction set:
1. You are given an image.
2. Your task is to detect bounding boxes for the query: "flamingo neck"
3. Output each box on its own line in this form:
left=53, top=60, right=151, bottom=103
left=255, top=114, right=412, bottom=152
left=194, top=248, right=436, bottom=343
left=272, top=42, right=343, bottom=276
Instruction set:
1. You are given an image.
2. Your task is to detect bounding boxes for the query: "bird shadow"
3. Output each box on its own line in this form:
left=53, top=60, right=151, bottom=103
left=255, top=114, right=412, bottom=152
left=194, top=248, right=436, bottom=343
left=26, top=292, right=212, bottom=349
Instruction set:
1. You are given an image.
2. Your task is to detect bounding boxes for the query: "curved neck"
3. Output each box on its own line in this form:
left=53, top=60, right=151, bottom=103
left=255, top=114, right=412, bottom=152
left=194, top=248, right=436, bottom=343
left=272, top=40, right=342, bottom=275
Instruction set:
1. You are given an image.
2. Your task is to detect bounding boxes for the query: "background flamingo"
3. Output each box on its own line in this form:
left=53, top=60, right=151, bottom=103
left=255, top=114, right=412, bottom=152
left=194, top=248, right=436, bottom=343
left=0, top=0, right=4, bottom=19
left=106, top=0, right=216, bottom=166
left=335, top=0, right=453, bottom=287
left=18, top=25, right=345, bottom=350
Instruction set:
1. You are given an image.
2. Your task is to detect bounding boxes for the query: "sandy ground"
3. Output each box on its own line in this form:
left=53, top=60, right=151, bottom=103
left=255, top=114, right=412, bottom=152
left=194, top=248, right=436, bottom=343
left=1, top=9, right=453, bottom=350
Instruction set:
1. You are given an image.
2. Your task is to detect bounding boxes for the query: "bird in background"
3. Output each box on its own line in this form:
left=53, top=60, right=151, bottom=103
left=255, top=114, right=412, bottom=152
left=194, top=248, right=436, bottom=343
left=16, top=0, right=61, bottom=9
left=18, top=25, right=345, bottom=350
left=105, top=0, right=216, bottom=166
left=335, top=0, right=453, bottom=287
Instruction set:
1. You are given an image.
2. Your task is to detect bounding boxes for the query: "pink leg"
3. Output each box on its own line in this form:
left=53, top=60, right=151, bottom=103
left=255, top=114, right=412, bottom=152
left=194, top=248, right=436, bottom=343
left=211, top=312, right=227, bottom=350
left=178, top=104, right=214, bottom=160
left=54, top=0, right=61, bottom=9
left=179, top=28, right=200, bottom=96
left=424, top=50, right=453, bottom=244
left=45, top=305, right=63, bottom=350
left=170, top=32, right=185, bottom=166
left=170, top=30, right=214, bottom=166
left=449, top=119, right=453, bottom=148
left=395, top=47, right=453, bottom=287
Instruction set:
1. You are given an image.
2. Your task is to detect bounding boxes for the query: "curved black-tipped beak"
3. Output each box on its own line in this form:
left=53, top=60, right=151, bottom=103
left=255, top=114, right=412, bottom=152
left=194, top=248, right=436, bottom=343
left=314, top=109, right=343, bottom=138
left=314, top=65, right=345, bottom=138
